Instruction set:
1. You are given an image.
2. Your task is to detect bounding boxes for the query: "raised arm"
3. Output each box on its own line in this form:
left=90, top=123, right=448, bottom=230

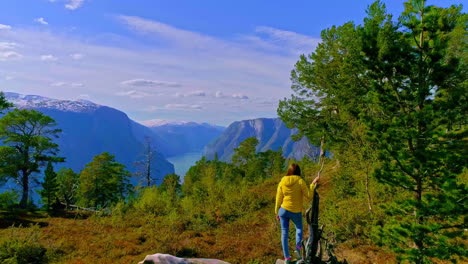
left=275, top=183, right=284, bottom=215
left=301, top=176, right=320, bottom=200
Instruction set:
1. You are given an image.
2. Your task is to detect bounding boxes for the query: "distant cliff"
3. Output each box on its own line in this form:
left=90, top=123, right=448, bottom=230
left=204, top=118, right=319, bottom=162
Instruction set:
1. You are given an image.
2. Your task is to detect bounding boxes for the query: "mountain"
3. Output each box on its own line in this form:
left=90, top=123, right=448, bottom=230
left=204, top=118, right=319, bottom=162
left=142, top=120, right=225, bottom=157
left=3, top=92, right=174, bottom=183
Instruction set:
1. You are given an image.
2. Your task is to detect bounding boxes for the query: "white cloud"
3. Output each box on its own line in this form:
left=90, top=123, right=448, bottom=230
left=65, top=0, right=84, bottom=10
left=70, top=53, right=84, bottom=60
left=165, top=104, right=203, bottom=110
left=51, top=82, right=66, bottom=87
left=49, top=0, right=85, bottom=10
left=0, top=42, right=17, bottom=50
left=0, top=24, right=11, bottom=30
left=117, top=90, right=153, bottom=99
left=0, top=51, right=22, bottom=61
left=41, top=54, right=58, bottom=61
left=215, top=91, right=225, bottom=98
left=232, top=93, right=249, bottom=100
left=35, top=18, right=49, bottom=25
left=51, top=81, right=84, bottom=87
left=121, top=79, right=181, bottom=88
left=175, top=90, right=206, bottom=97
left=117, top=15, right=216, bottom=49
left=255, top=26, right=319, bottom=53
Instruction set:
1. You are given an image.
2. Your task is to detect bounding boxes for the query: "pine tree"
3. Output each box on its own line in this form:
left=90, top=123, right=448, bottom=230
left=77, top=152, right=132, bottom=209
left=0, top=109, right=64, bottom=208
left=56, top=168, right=79, bottom=209
left=39, top=161, right=58, bottom=212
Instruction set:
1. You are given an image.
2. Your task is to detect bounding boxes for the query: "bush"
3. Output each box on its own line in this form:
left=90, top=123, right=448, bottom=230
left=0, top=191, right=19, bottom=210
left=0, top=225, right=48, bottom=264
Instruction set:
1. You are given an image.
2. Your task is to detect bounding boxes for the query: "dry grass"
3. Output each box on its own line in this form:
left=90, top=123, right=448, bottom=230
left=0, top=174, right=398, bottom=264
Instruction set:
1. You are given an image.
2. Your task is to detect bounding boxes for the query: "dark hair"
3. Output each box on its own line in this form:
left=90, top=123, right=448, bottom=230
left=287, top=163, right=301, bottom=176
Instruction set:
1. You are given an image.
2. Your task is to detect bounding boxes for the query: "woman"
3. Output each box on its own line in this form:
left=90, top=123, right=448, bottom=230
left=275, top=163, right=319, bottom=263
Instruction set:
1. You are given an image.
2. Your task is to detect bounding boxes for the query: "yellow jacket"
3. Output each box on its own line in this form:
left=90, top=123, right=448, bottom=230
left=275, top=175, right=316, bottom=215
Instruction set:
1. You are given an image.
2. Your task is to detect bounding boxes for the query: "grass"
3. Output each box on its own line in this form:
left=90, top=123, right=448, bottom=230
left=0, top=176, right=398, bottom=264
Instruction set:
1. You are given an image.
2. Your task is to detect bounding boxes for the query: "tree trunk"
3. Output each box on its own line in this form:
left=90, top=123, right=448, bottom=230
left=19, top=170, right=29, bottom=208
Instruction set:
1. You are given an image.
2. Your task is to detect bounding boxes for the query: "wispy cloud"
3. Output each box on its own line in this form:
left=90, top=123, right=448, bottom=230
left=0, top=24, right=11, bottom=30
left=35, top=17, right=49, bottom=25
left=51, top=81, right=84, bottom=87
left=121, top=79, right=181, bottom=88
left=175, top=90, right=206, bottom=97
left=41, top=54, right=58, bottom=61
left=0, top=51, right=22, bottom=61
left=70, top=53, right=83, bottom=60
left=0, top=42, right=17, bottom=50
left=164, top=104, right=203, bottom=110
left=232, top=93, right=249, bottom=100
left=117, top=90, right=153, bottom=99
left=48, top=0, right=85, bottom=10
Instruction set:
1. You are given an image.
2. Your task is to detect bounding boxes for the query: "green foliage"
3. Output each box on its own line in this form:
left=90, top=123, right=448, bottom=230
left=0, top=109, right=64, bottom=208
left=232, top=137, right=259, bottom=167
left=0, top=225, right=48, bottom=264
left=56, top=167, right=79, bottom=209
left=159, top=173, right=182, bottom=202
left=278, top=0, right=467, bottom=262
left=0, top=92, right=13, bottom=113
left=39, top=162, right=58, bottom=212
left=77, top=152, right=132, bottom=208
left=0, top=191, right=19, bottom=210
left=132, top=186, right=171, bottom=216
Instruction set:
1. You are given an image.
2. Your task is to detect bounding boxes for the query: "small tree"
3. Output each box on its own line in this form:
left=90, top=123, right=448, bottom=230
left=56, top=168, right=79, bottom=209
left=0, top=92, right=13, bottom=113
left=134, top=136, right=158, bottom=187
left=159, top=173, right=182, bottom=203
left=39, top=161, right=58, bottom=211
left=232, top=137, right=259, bottom=167
left=77, top=152, right=132, bottom=208
left=0, top=109, right=64, bottom=208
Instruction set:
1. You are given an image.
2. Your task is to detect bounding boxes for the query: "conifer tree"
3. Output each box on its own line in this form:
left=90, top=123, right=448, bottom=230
left=0, top=109, right=64, bottom=208
left=56, top=168, right=79, bottom=209
left=39, top=161, right=58, bottom=211
left=77, top=152, right=132, bottom=208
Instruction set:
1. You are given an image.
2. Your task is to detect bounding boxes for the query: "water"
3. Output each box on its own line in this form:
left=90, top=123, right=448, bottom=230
left=166, top=151, right=204, bottom=180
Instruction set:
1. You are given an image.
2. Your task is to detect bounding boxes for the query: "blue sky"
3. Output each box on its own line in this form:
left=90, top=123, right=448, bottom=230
left=0, top=0, right=466, bottom=126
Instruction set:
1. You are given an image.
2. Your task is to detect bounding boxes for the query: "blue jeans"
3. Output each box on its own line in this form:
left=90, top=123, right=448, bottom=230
left=278, top=207, right=303, bottom=259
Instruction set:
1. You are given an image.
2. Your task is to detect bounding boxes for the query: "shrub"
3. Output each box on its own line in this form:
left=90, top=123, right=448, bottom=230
left=0, top=191, right=19, bottom=210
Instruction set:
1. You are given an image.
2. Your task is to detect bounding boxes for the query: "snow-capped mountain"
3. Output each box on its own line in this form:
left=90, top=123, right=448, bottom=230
left=140, top=119, right=192, bottom=127
left=2, top=92, right=174, bottom=183
left=5, top=92, right=100, bottom=113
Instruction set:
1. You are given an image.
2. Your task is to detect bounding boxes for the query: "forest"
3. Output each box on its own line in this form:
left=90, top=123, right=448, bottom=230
left=0, top=1, right=466, bottom=263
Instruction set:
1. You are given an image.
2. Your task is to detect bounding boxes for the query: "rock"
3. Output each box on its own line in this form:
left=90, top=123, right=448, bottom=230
left=138, top=253, right=230, bottom=264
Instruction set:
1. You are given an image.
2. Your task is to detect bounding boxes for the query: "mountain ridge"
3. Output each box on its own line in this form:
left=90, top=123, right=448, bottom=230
left=204, top=117, right=318, bottom=162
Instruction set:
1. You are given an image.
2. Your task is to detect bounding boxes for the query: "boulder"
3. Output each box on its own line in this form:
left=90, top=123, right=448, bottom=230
left=138, top=253, right=230, bottom=264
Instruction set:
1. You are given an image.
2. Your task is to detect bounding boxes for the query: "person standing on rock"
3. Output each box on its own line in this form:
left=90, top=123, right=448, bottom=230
left=275, top=163, right=319, bottom=264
